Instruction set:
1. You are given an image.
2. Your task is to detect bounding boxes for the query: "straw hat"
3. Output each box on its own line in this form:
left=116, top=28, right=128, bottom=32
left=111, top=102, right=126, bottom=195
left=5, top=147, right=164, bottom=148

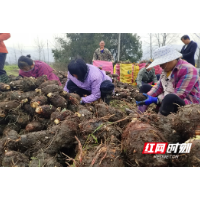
left=146, top=46, right=182, bottom=69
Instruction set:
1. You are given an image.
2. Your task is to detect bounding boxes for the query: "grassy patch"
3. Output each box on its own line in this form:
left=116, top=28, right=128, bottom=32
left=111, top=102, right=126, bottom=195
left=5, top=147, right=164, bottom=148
left=4, top=65, right=19, bottom=76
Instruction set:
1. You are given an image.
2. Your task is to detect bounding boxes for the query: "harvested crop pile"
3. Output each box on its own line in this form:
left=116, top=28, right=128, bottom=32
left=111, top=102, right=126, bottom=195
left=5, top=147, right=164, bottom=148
left=0, top=71, right=198, bottom=167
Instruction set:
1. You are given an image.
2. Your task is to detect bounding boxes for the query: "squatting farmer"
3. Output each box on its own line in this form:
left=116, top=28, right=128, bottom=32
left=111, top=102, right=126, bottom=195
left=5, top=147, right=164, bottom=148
left=180, top=35, right=197, bottom=66
left=64, top=58, right=114, bottom=105
left=0, top=33, right=11, bottom=83
left=93, top=41, right=114, bottom=63
left=136, top=46, right=200, bottom=116
left=136, top=60, right=158, bottom=89
left=18, top=55, right=61, bottom=85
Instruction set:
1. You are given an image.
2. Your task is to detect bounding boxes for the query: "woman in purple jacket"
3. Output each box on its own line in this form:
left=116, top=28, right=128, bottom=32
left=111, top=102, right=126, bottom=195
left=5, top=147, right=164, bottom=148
left=64, top=59, right=114, bottom=105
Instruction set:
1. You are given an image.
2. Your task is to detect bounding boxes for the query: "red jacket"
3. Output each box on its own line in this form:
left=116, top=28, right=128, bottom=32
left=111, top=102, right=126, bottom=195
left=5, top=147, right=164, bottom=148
left=0, top=33, right=11, bottom=53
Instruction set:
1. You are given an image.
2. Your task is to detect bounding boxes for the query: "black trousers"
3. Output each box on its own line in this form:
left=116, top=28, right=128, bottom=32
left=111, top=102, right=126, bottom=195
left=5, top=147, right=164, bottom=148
left=139, top=85, right=185, bottom=116
left=156, top=74, right=160, bottom=81
left=67, top=80, right=114, bottom=100
left=0, top=53, right=7, bottom=75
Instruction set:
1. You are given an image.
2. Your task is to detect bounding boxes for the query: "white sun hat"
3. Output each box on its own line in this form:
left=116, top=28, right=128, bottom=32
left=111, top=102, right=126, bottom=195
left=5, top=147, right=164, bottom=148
left=146, top=46, right=182, bottom=69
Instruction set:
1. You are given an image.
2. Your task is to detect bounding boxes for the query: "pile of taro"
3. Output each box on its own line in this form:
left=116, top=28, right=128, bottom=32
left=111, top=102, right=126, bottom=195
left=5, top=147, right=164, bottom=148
left=0, top=71, right=200, bottom=167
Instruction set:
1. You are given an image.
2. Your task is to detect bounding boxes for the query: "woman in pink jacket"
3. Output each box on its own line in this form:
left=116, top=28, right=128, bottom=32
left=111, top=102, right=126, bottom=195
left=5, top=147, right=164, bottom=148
left=18, top=55, right=61, bottom=85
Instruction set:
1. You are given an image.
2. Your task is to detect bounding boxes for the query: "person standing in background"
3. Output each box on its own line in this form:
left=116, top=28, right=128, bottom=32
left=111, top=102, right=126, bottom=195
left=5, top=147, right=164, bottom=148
left=93, top=41, right=114, bottom=63
left=0, top=33, right=11, bottom=83
left=181, top=35, right=197, bottom=66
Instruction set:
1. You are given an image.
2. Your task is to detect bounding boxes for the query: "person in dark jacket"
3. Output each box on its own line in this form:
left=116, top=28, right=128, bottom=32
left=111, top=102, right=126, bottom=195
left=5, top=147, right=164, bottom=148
left=181, top=35, right=197, bottom=66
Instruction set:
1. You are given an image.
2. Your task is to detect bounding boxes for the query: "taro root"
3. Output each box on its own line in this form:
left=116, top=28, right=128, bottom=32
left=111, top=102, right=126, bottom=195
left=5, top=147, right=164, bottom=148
left=75, top=135, right=124, bottom=167
left=79, top=119, right=122, bottom=143
left=172, top=104, right=200, bottom=141
left=30, top=95, right=48, bottom=108
left=8, top=75, right=22, bottom=81
left=53, top=70, right=67, bottom=78
left=38, top=84, right=63, bottom=95
left=0, top=108, right=6, bottom=118
left=19, top=130, right=53, bottom=151
left=35, top=105, right=56, bottom=118
left=75, top=105, right=93, bottom=122
left=79, top=118, right=104, bottom=136
left=3, top=124, right=21, bottom=136
left=23, top=103, right=36, bottom=116
left=37, top=118, right=50, bottom=128
left=2, top=151, right=29, bottom=167
left=121, top=119, right=169, bottom=167
left=50, top=108, right=62, bottom=122
left=47, top=93, right=68, bottom=109
left=38, top=80, right=59, bottom=89
left=29, top=150, right=62, bottom=167
left=95, top=103, right=125, bottom=122
left=53, top=110, right=74, bottom=125
left=172, top=139, right=200, bottom=167
left=7, top=109, right=31, bottom=127
left=61, top=92, right=81, bottom=105
left=3, top=130, right=20, bottom=151
left=0, top=83, right=11, bottom=91
left=117, top=92, right=131, bottom=98
left=0, top=100, right=20, bottom=111
left=133, top=93, right=147, bottom=101
left=45, top=117, right=79, bottom=154
left=139, top=113, right=181, bottom=144
left=0, top=91, right=38, bottom=101
left=10, top=77, right=37, bottom=92
left=67, top=104, right=79, bottom=113
left=26, top=121, right=45, bottom=132
left=84, top=104, right=95, bottom=113
left=19, top=117, right=78, bottom=155
left=35, top=75, right=48, bottom=87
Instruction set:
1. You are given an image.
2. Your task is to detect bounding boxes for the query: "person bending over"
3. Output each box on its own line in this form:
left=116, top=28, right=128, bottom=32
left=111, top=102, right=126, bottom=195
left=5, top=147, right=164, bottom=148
left=18, top=55, right=61, bottom=85
left=64, top=58, right=114, bottom=105
left=136, top=46, right=200, bottom=116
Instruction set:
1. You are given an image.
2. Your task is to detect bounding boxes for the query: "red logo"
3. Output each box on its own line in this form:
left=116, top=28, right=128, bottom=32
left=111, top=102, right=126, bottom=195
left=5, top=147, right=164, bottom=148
left=142, top=143, right=168, bottom=154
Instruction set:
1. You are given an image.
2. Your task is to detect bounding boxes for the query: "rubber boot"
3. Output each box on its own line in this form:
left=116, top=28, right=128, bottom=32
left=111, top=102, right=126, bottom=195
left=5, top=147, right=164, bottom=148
left=137, top=105, right=148, bottom=114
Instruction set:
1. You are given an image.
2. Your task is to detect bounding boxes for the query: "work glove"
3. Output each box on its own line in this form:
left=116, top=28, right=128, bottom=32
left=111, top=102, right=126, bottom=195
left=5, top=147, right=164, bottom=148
left=136, top=93, right=158, bottom=106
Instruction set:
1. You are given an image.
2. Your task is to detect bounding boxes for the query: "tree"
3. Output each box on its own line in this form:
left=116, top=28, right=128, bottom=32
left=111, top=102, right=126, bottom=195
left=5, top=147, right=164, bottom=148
left=142, top=33, right=180, bottom=60
left=34, top=37, right=45, bottom=61
left=52, top=33, right=142, bottom=64
left=18, top=43, right=24, bottom=55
